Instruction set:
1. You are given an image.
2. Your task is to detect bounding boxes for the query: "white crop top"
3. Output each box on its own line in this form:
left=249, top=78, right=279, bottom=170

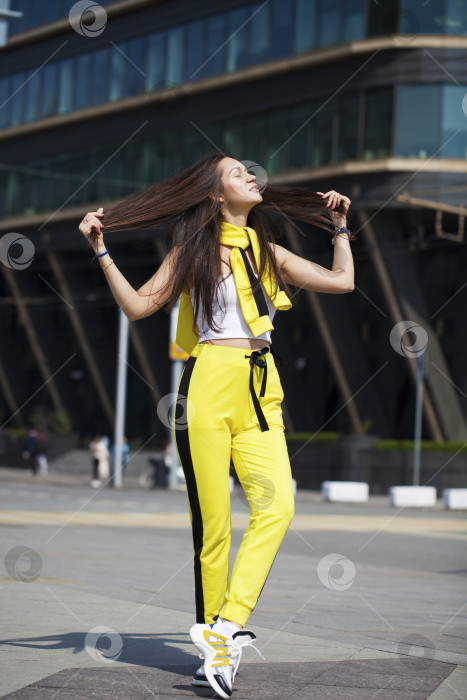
left=190, top=272, right=276, bottom=343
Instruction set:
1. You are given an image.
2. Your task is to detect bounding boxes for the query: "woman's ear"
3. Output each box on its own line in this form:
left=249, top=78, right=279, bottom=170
left=208, top=193, right=225, bottom=204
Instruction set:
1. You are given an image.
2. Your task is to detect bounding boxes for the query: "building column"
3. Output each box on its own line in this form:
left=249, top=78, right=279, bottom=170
left=46, top=250, right=115, bottom=428
left=1, top=264, right=66, bottom=415
left=283, top=220, right=366, bottom=435
left=357, top=209, right=461, bottom=440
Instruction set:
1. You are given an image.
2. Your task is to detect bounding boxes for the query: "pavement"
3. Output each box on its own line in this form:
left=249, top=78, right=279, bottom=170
left=0, top=466, right=466, bottom=699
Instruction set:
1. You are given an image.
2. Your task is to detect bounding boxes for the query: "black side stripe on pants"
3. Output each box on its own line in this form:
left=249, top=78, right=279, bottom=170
left=174, top=355, right=205, bottom=623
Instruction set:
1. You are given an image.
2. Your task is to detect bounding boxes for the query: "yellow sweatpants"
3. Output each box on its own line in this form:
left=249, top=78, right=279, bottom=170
left=173, top=342, right=295, bottom=628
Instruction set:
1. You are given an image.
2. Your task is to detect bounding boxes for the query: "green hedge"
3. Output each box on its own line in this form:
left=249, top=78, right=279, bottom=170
left=285, top=432, right=339, bottom=443
left=373, top=439, right=467, bottom=453
left=285, top=433, right=467, bottom=453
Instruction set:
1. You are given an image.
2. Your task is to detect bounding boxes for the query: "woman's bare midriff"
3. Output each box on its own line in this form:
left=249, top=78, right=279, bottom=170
left=200, top=337, right=271, bottom=349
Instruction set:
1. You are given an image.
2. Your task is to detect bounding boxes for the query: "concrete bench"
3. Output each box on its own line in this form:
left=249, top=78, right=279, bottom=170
left=443, top=488, right=467, bottom=510
left=389, top=486, right=437, bottom=507
left=321, top=481, right=369, bottom=503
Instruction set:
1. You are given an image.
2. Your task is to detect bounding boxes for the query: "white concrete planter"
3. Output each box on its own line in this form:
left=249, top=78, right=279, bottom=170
left=321, top=481, right=369, bottom=503
left=443, top=488, right=467, bottom=510
left=389, top=485, right=437, bottom=507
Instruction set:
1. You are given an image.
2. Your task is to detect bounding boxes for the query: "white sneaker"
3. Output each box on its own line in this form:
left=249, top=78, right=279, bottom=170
left=189, top=623, right=261, bottom=698
left=91, top=479, right=101, bottom=488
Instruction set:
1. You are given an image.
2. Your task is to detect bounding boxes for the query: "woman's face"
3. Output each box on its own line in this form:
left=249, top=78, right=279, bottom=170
left=218, top=157, right=262, bottom=209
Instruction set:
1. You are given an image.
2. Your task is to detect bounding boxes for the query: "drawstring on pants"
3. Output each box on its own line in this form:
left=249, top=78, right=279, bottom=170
left=244, top=346, right=283, bottom=432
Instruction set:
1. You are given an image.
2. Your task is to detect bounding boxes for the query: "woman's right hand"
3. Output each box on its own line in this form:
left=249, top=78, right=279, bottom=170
left=79, top=207, right=105, bottom=253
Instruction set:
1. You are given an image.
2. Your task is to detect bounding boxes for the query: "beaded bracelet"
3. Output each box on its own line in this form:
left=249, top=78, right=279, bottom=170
left=332, top=227, right=358, bottom=246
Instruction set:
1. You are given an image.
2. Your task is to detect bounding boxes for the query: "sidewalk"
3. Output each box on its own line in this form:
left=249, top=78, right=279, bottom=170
left=1, top=586, right=464, bottom=699
left=0, top=474, right=466, bottom=699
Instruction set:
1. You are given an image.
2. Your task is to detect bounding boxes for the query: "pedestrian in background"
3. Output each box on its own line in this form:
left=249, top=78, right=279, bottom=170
left=23, top=429, right=39, bottom=476
left=88, top=435, right=109, bottom=488
left=36, top=432, right=48, bottom=476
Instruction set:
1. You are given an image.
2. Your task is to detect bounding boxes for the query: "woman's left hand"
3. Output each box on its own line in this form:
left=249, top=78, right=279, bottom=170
left=317, top=190, right=351, bottom=214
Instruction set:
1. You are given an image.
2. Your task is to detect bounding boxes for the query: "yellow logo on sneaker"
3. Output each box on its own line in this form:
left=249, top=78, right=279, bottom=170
left=203, top=629, right=230, bottom=668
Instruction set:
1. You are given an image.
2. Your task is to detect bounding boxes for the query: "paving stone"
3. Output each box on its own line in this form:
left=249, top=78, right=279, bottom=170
left=1, top=661, right=456, bottom=700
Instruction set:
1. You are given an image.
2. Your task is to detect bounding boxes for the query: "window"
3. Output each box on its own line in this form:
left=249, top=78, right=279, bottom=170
left=24, top=67, right=42, bottom=122
left=58, top=58, right=74, bottom=114
left=395, top=85, right=441, bottom=158
left=10, top=72, right=26, bottom=124
left=288, top=104, right=312, bottom=169
left=248, top=2, right=270, bottom=65
left=125, top=39, right=145, bottom=97
left=367, top=0, right=398, bottom=37
left=185, top=21, right=204, bottom=81
left=109, top=48, right=126, bottom=101
left=204, top=14, right=227, bottom=78
left=222, top=120, right=245, bottom=159
left=90, top=48, right=110, bottom=106
left=441, top=85, right=467, bottom=158
left=166, top=26, right=184, bottom=85
left=363, top=86, right=393, bottom=159
left=0, top=76, right=11, bottom=128
left=311, top=101, right=334, bottom=165
left=226, top=8, right=248, bottom=71
left=317, top=0, right=340, bottom=48
left=399, top=0, right=447, bottom=34
left=446, top=0, right=467, bottom=35
left=294, top=0, right=316, bottom=53
left=337, top=92, right=359, bottom=160
left=75, top=54, right=92, bottom=109
left=271, top=0, right=293, bottom=59
left=145, top=32, right=165, bottom=91
left=265, top=109, right=288, bottom=173
left=244, top=113, right=267, bottom=165
left=342, top=0, right=366, bottom=42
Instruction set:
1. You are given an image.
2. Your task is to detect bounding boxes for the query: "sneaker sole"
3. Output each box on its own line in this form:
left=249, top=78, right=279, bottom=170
left=192, top=670, right=240, bottom=688
left=191, top=677, right=211, bottom=687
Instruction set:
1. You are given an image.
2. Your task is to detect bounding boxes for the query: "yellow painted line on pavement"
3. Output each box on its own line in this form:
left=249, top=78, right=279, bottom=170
left=0, top=510, right=466, bottom=539
left=0, top=576, right=83, bottom=583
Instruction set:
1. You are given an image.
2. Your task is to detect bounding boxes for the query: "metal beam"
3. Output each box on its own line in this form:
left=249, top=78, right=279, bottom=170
left=396, top=192, right=467, bottom=216
left=0, top=265, right=65, bottom=414
left=282, top=221, right=364, bottom=435
left=46, top=250, right=115, bottom=428
left=357, top=210, right=445, bottom=440
left=0, top=358, right=24, bottom=427
left=128, top=322, right=163, bottom=405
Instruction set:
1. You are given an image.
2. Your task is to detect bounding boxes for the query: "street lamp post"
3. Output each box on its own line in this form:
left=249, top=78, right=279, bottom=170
left=412, top=351, right=427, bottom=487
left=113, top=309, right=129, bottom=488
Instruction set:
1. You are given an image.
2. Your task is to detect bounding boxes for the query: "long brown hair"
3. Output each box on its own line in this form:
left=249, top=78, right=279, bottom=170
left=89, top=153, right=346, bottom=334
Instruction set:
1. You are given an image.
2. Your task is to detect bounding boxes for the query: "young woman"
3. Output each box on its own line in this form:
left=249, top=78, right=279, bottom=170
left=79, top=153, right=354, bottom=698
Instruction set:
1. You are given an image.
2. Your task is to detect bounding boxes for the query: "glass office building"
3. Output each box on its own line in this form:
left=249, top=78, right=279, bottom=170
left=0, top=0, right=466, bottom=445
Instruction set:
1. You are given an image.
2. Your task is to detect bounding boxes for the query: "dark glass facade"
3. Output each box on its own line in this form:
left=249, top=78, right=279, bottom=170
left=4, top=83, right=467, bottom=219
left=9, top=0, right=467, bottom=39
left=4, top=0, right=466, bottom=130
